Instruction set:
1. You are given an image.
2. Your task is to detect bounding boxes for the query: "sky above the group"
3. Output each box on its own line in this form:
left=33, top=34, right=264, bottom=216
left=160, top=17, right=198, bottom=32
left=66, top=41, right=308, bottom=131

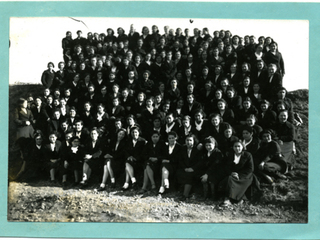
left=9, top=17, right=309, bottom=91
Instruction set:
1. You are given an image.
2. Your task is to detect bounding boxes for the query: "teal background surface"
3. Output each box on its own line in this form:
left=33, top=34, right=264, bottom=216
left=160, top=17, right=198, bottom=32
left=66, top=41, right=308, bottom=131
left=0, top=1, right=317, bottom=239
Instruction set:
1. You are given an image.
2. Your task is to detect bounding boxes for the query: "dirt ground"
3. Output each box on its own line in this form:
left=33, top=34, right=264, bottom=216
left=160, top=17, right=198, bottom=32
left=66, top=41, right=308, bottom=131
left=7, top=85, right=308, bottom=223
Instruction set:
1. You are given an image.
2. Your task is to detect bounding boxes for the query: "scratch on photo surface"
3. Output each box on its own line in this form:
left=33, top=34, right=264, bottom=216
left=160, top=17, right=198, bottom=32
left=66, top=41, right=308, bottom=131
left=68, top=17, right=88, bottom=29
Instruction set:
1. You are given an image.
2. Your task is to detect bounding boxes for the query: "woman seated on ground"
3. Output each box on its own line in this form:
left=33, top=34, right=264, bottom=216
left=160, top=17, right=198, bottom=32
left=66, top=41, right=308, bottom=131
left=199, top=136, right=223, bottom=201
left=15, top=131, right=46, bottom=181
left=44, top=131, right=62, bottom=183
left=254, top=129, right=287, bottom=184
left=218, top=140, right=254, bottom=206
left=97, top=128, right=127, bottom=191
left=158, top=131, right=182, bottom=195
left=122, top=126, right=147, bottom=191
left=139, top=131, right=166, bottom=194
left=80, top=127, right=104, bottom=188
left=176, top=134, right=201, bottom=201
left=274, top=110, right=296, bottom=171
left=61, top=136, right=84, bottom=189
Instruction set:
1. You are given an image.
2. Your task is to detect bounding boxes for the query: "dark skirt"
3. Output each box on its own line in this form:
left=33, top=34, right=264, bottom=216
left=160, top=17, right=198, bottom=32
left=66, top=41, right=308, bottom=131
left=176, top=168, right=202, bottom=185
left=218, top=174, right=253, bottom=201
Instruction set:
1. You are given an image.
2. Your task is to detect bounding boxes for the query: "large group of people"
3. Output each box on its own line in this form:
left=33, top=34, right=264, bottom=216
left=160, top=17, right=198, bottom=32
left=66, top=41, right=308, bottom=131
left=13, top=24, right=302, bottom=206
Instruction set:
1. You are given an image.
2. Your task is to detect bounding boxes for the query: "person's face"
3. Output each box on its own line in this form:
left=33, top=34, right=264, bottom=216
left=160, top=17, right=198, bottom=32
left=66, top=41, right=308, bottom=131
left=202, top=68, right=209, bottom=75
left=84, top=103, right=91, bottom=111
left=152, top=118, right=160, bottom=128
left=159, top=84, right=165, bottom=92
left=244, top=36, right=250, bottom=44
left=249, top=37, right=255, bottom=44
left=75, top=122, right=83, bottom=131
left=270, top=43, right=277, bottom=52
left=109, top=73, right=115, bottom=80
left=61, top=122, right=68, bottom=130
left=187, top=85, right=194, bottom=93
left=80, top=63, right=85, bottom=70
left=230, top=64, right=237, bottom=73
left=243, top=78, right=250, bottom=87
left=226, top=45, right=232, bottom=53
left=49, top=134, right=57, bottom=143
left=97, top=60, right=103, bottom=67
left=195, top=112, right=202, bottom=122
left=166, top=52, right=172, bottom=60
left=127, top=117, right=134, bottom=126
left=131, top=129, right=139, bottom=139
left=60, top=99, right=66, bottom=106
left=146, top=53, right=152, bottom=60
left=185, top=69, right=192, bottom=77
left=215, top=91, right=222, bottom=99
left=242, top=64, right=249, bottom=72
left=156, top=56, right=162, bottom=63
left=205, top=142, right=215, bottom=152
left=175, top=51, right=181, bottom=59
left=183, top=118, right=190, bottom=127
left=155, top=95, right=162, bottom=103
left=151, top=134, right=160, bottom=144
left=47, top=97, right=53, bottom=105
left=185, top=137, right=194, bottom=148
left=166, top=115, right=174, bottom=124
left=70, top=109, right=76, bottom=117
left=122, top=90, right=129, bottom=98
left=187, top=54, right=193, bottom=62
left=168, top=134, right=177, bottom=145
left=213, top=48, right=219, bottom=56
left=253, top=84, right=260, bottom=92
left=138, top=94, right=144, bottom=102
left=135, top=55, right=141, bottom=63
left=233, top=142, right=243, bottom=154
left=35, top=98, right=42, bottom=106
left=97, top=72, right=103, bottom=79
left=54, top=111, right=60, bottom=119
left=256, top=45, right=263, bottom=52
left=219, top=31, right=225, bottom=38
left=211, top=116, right=220, bottom=126
left=128, top=71, right=134, bottom=79
left=215, top=67, right=221, bottom=75
left=243, top=101, right=251, bottom=110
left=187, top=95, right=194, bottom=104
left=21, top=100, right=28, bottom=108
left=88, top=86, right=95, bottom=93
left=224, top=128, right=232, bottom=138
left=277, top=104, right=286, bottom=111
left=246, top=117, right=255, bottom=127
left=218, top=101, right=226, bottom=110
left=268, top=65, right=276, bottom=74
left=257, top=62, right=264, bottom=70
left=112, top=86, right=119, bottom=93
left=71, top=139, right=80, bottom=147
left=197, top=48, right=203, bottom=55
left=146, top=99, right=153, bottom=107
left=59, top=63, right=65, bottom=70
left=205, top=83, right=211, bottom=91
left=233, top=36, right=239, bottom=44
left=262, top=133, right=272, bottom=143
left=143, top=72, right=149, bottom=79
left=91, top=130, right=99, bottom=141
left=258, top=38, right=265, bottom=45
left=101, top=88, right=107, bottom=95
left=218, top=42, right=224, bottom=49
left=171, top=80, right=177, bottom=88
left=48, top=64, right=54, bottom=70
left=91, top=58, right=97, bottom=66
left=278, top=90, right=286, bottom=99
left=221, top=80, right=228, bottom=88
left=137, top=39, right=143, bottom=47
left=242, top=130, right=252, bottom=141
left=117, top=130, right=125, bottom=141
left=53, top=99, right=59, bottom=107
left=44, top=89, right=50, bottom=96
left=35, top=136, right=43, bottom=146
left=279, top=111, right=288, bottom=123
left=97, top=105, right=104, bottom=113
left=260, top=103, right=268, bottom=112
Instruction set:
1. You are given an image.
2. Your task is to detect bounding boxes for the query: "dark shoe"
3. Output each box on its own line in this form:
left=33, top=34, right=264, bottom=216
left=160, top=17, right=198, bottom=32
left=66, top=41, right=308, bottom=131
left=137, top=188, right=147, bottom=194
left=178, top=195, right=188, bottom=201
left=62, top=181, right=68, bottom=190
left=79, top=181, right=88, bottom=189
left=110, top=183, right=116, bottom=189
left=70, top=182, right=79, bottom=188
left=97, top=186, right=106, bottom=192
left=131, top=182, right=138, bottom=190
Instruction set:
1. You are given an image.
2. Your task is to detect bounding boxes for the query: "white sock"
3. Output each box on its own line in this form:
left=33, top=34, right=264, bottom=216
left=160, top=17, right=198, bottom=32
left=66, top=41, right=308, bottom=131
left=164, top=179, right=169, bottom=188
left=111, top=178, right=115, bottom=183
left=159, top=186, right=165, bottom=193
left=82, top=173, right=87, bottom=181
left=131, top=177, right=136, bottom=183
left=100, top=183, right=105, bottom=188
left=122, top=182, right=129, bottom=189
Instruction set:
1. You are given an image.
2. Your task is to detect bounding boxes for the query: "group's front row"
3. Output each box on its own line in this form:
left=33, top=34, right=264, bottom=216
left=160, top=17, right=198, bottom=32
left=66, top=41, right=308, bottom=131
left=21, top=120, right=291, bottom=206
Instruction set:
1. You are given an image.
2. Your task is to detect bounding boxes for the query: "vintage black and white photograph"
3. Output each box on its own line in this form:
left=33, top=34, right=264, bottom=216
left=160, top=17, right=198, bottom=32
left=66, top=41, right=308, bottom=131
left=7, top=17, right=308, bottom=223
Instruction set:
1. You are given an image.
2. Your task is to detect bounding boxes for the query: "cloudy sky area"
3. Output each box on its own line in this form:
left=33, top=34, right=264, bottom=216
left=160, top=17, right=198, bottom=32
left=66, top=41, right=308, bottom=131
left=9, top=17, right=308, bottom=91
